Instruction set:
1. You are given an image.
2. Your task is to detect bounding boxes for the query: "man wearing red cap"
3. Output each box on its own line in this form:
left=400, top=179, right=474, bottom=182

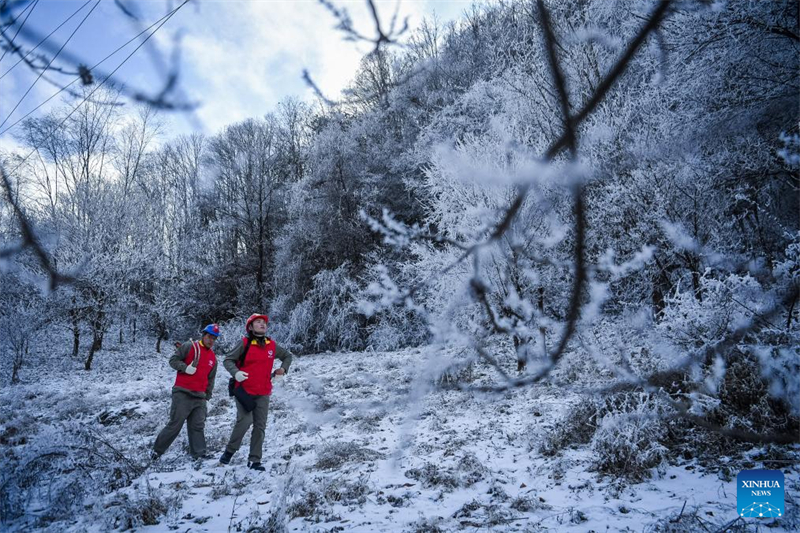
left=219, top=313, right=293, bottom=471
left=152, top=323, right=220, bottom=461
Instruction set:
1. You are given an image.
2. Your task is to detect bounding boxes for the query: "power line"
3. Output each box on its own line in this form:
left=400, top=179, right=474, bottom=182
left=0, top=0, right=101, bottom=130
left=0, top=1, right=188, bottom=137
left=0, top=0, right=93, bottom=80
left=4, top=0, right=191, bottom=179
left=0, top=0, right=39, bottom=64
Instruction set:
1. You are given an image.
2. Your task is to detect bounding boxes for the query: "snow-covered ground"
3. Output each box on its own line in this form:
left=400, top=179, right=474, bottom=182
left=1, top=343, right=798, bottom=532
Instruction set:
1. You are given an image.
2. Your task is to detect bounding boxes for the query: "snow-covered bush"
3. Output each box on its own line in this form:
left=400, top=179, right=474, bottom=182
left=104, top=483, right=181, bottom=530
left=538, top=400, right=600, bottom=456
left=404, top=462, right=459, bottom=490
left=404, top=452, right=486, bottom=491
left=348, top=407, right=387, bottom=431
left=365, top=321, right=404, bottom=352
left=457, top=452, right=489, bottom=486
left=645, top=507, right=761, bottom=533
left=275, top=299, right=314, bottom=351
left=358, top=261, right=430, bottom=351
left=287, top=473, right=370, bottom=521
left=452, top=497, right=516, bottom=527
left=242, top=466, right=307, bottom=533
left=434, top=357, right=477, bottom=390
left=322, top=475, right=370, bottom=506
left=408, top=516, right=446, bottom=533
left=276, top=264, right=364, bottom=353
left=0, top=275, right=47, bottom=385
left=308, top=265, right=363, bottom=351
left=1, top=422, right=144, bottom=526
left=656, top=270, right=800, bottom=436
left=539, top=391, right=675, bottom=478
left=774, top=232, right=800, bottom=286
left=509, top=494, right=552, bottom=512
left=364, top=310, right=428, bottom=352
left=658, top=272, right=769, bottom=353
left=286, top=487, right=325, bottom=521
left=207, top=470, right=250, bottom=501
left=590, top=395, right=672, bottom=482
left=314, top=440, right=384, bottom=470
left=716, top=348, right=799, bottom=436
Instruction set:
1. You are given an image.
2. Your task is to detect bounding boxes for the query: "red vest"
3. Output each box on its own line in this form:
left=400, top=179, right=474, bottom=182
left=236, top=337, right=276, bottom=396
left=174, top=341, right=216, bottom=393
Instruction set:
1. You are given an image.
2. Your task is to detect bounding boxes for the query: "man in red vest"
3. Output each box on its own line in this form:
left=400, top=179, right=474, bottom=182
left=219, top=313, right=293, bottom=471
left=152, top=324, right=219, bottom=461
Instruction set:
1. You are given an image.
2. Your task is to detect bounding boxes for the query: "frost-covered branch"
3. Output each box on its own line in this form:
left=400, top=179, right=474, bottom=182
left=0, top=165, right=76, bottom=289
left=0, top=0, right=196, bottom=114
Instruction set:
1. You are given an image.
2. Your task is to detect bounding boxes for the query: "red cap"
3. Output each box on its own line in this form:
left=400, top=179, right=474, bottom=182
left=246, top=313, right=269, bottom=331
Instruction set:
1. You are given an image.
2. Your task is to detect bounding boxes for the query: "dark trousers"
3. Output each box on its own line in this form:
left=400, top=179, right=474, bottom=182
left=225, top=394, right=270, bottom=462
left=153, top=391, right=207, bottom=458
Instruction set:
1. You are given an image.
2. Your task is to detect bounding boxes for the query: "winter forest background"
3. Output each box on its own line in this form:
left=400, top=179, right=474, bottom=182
left=1, top=0, right=799, bottom=531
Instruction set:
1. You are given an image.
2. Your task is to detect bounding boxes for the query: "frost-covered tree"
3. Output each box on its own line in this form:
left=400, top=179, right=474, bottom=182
left=359, top=0, right=798, bottom=445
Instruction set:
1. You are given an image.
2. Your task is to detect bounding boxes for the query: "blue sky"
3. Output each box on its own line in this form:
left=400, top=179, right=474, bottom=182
left=1, top=0, right=472, bottom=145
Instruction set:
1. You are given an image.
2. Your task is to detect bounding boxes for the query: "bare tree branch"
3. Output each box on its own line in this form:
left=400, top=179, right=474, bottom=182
left=0, top=165, right=76, bottom=290
left=306, top=0, right=411, bottom=106
left=365, top=3, right=675, bottom=364
left=0, top=0, right=196, bottom=116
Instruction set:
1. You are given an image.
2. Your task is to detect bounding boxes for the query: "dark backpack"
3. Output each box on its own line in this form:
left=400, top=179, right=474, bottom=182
left=227, top=337, right=253, bottom=397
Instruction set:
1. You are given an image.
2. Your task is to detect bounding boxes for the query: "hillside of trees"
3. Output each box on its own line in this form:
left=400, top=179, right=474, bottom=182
left=2, top=0, right=797, bottom=437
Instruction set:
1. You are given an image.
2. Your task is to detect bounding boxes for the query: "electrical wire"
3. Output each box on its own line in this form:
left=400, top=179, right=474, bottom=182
left=0, top=0, right=101, bottom=130
left=4, top=0, right=191, bottom=179
left=0, top=0, right=39, bottom=63
left=0, top=0, right=93, bottom=80
left=0, top=0, right=189, bottom=136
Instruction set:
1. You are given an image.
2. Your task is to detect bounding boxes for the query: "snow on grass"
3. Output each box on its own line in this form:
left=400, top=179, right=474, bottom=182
left=1, top=342, right=798, bottom=532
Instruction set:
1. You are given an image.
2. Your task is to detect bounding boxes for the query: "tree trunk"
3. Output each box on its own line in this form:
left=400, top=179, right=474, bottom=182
left=685, top=252, right=703, bottom=302
left=691, top=267, right=703, bottom=302
left=11, top=340, right=26, bottom=384
left=537, top=286, right=547, bottom=359
left=514, top=335, right=526, bottom=372
left=72, top=323, right=80, bottom=358
left=652, top=256, right=675, bottom=319
left=85, top=333, right=101, bottom=370
left=155, top=322, right=166, bottom=353
left=85, top=306, right=105, bottom=370
left=788, top=291, right=798, bottom=330
left=652, top=284, right=665, bottom=317
left=71, top=303, right=80, bottom=358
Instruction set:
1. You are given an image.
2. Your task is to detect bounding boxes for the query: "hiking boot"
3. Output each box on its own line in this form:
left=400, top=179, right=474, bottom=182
left=248, top=461, right=266, bottom=472
left=219, top=451, right=234, bottom=465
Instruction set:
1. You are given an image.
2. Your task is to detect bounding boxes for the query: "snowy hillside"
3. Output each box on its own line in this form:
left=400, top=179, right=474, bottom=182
left=2, top=1, right=798, bottom=531
left=2, top=343, right=797, bottom=533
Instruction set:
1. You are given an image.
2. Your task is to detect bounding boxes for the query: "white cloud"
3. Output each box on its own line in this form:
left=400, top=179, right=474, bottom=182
left=160, top=0, right=470, bottom=136
left=0, top=134, right=24, bottom=155
left=0, top=0, right=473, bottom=142
left=0, top=60, right=71, bottom=136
